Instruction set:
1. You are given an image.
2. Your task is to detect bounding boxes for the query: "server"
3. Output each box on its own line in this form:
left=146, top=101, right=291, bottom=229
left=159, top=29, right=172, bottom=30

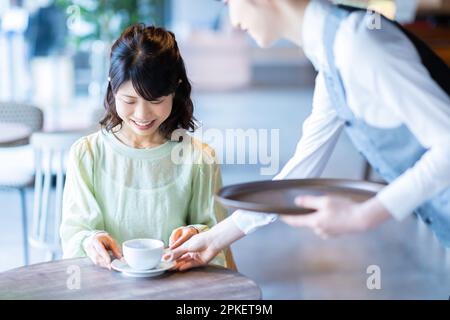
left=168, top=0, right=450, bottom=271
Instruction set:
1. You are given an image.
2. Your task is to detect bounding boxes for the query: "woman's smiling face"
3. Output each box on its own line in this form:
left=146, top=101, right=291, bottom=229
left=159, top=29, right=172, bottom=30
left=115, top=80, right=173, bottom=141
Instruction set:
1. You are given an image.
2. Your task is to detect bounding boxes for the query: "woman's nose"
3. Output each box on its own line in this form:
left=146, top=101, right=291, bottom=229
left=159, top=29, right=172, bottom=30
left=133, top=102, right=153, bottom=120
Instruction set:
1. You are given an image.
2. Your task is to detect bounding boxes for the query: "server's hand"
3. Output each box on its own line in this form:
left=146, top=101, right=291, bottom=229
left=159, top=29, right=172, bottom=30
left=282, top=196, right=392, bottom=238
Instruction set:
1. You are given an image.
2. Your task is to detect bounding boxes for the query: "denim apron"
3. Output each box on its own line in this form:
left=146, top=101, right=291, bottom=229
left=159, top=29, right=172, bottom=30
left=322, top=5, right=450, bottom=246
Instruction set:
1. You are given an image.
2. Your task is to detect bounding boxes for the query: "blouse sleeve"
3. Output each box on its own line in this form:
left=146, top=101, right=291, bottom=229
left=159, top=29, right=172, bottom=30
left=60, top=138, right=106, bottom=258
left=187, top=145, right=228, bottom=267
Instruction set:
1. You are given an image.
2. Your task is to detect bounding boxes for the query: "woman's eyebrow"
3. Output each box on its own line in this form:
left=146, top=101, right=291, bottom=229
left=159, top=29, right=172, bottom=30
left=119, top=94, right=137, bottom=98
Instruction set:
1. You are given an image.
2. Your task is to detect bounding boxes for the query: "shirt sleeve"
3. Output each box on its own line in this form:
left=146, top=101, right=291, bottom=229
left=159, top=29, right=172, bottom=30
left=232, top=72, right=345, bottom=234
left=337, top=19, right=450, bottom=220
left=60, top=138, right=106, bottom=258
left=375, top=54, right=450, bottom=220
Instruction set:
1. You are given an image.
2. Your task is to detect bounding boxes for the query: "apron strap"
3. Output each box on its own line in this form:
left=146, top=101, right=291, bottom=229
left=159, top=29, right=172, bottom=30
left=322, top=6, right=353, bottom=121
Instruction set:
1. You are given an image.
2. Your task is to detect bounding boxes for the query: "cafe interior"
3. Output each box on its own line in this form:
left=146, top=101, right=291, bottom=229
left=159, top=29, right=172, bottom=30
left=0, top=0, right=449, bottom=299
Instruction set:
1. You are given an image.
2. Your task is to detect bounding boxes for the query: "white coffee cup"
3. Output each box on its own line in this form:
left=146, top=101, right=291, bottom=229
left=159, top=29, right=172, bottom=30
left=122, top=239, right=165, bottom=270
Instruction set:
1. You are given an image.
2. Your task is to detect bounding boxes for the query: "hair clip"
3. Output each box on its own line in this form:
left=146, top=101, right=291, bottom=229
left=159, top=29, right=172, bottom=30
left=108, top=76, right=111, bottom=82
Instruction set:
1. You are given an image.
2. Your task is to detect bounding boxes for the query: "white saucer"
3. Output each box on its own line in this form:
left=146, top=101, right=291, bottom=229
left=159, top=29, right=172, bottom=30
left=111, top=259, right=174, bottom=278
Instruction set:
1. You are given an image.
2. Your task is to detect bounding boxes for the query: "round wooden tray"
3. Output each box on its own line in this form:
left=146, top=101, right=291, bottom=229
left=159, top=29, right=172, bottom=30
left=216, top=179, right=385, bottom=215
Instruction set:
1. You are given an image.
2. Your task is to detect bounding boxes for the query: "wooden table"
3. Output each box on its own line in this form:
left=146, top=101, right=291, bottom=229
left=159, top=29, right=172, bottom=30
left=0, top=258, right=261, bottom=300
left=0, top=123, right=32, bottom=147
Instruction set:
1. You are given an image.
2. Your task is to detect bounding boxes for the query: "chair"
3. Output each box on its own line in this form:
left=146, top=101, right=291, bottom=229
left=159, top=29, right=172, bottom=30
left=225, top=248, right=238, bottom=271
left=0, top=102, right=44, bottom=133
left=0, top=102, right=44, bottom=266
left=29, top=131, right=85, bottom=261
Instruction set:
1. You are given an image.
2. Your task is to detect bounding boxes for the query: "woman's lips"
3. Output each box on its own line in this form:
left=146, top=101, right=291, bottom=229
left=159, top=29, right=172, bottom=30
left=131, top=119, right=156, bottom=130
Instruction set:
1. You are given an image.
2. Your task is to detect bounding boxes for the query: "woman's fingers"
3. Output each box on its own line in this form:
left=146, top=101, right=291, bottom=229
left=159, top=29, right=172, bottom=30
left=93, top=254, right=110, bottom=269
left=170, top=227, right=198, bottom=249
left=170, top=233, right=193, bottom=250
left=93, top=239, right=111, bottom=269
left=87, top=233, right=123, bottom=270
left=169, top=228, right=183, bottom=247
left=97, top=257, right=110, bottom=269
left=107, top=238, right=123, bottom=260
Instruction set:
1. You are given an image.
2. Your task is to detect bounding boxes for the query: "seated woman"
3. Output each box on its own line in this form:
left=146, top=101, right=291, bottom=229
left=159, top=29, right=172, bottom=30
left=60, top=24, right=230, bottom=270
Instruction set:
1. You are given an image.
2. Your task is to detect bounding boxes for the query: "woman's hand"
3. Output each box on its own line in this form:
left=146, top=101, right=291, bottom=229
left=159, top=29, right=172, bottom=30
left=281, top=195, right=392, bottom=239
left=85, top=233, right=122, bottom=270
left=169, top=226, right=199, bottom=250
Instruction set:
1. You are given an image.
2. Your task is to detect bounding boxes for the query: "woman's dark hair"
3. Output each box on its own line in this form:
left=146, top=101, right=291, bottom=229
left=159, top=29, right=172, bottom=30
left=100, top=23, right=196, bottom=139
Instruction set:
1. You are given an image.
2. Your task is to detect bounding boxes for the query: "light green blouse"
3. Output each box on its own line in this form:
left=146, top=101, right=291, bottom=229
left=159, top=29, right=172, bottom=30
left=60, top=129, right=227, bottom=267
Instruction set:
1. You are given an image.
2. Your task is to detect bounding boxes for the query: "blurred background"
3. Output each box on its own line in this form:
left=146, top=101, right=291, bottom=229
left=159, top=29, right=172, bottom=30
left=0, top=0, right=449, bottom=299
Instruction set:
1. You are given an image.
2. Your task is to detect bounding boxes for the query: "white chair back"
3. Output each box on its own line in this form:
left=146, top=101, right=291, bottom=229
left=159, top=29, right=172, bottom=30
left=29, top=131, right=84, bottom=260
